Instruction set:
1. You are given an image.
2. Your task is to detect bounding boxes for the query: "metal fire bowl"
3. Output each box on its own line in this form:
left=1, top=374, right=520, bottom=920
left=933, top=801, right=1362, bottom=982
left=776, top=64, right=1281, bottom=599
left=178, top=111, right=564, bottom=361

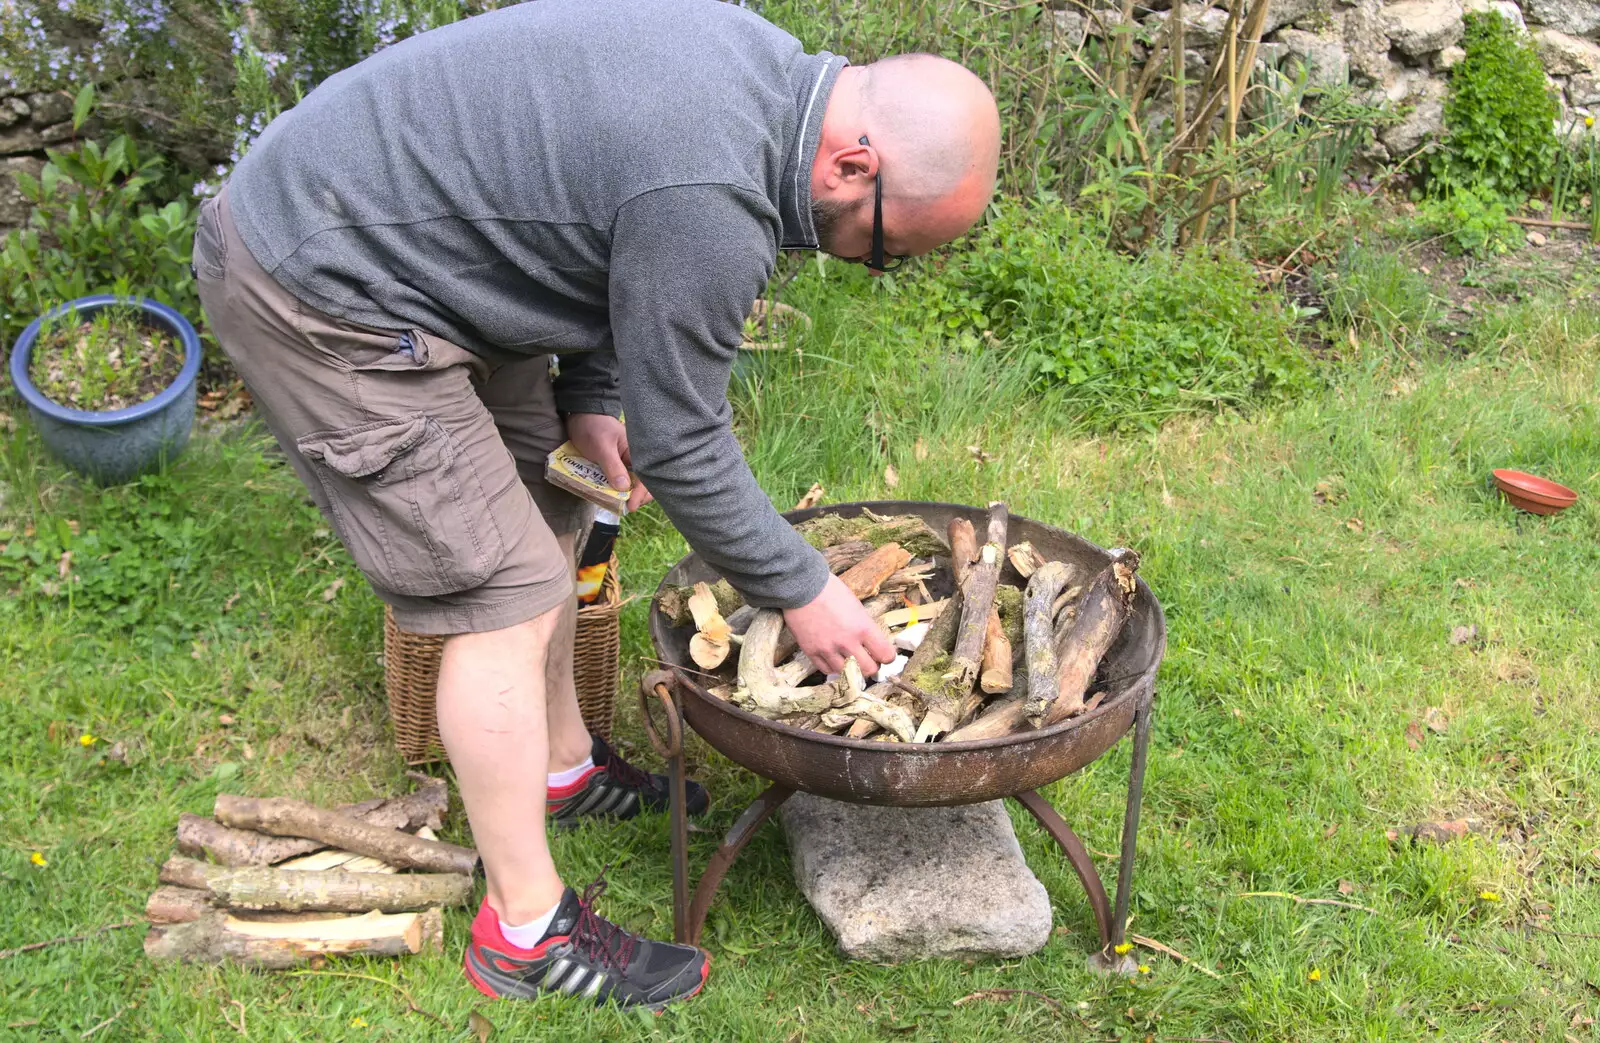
left=648, top=501, right=1166, bottom=807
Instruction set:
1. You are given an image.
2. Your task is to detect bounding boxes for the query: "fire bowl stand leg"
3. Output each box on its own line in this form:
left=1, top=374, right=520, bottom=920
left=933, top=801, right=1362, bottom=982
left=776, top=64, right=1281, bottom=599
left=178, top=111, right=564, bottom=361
left=1017, top=683, right=1154, bottom=969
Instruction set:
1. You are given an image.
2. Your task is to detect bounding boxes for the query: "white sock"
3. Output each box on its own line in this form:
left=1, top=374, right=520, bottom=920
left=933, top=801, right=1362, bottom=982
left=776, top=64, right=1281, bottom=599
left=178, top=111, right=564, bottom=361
left=499, top=898, right=562, bottom=950
left=547, top=756, right=595, bottom=789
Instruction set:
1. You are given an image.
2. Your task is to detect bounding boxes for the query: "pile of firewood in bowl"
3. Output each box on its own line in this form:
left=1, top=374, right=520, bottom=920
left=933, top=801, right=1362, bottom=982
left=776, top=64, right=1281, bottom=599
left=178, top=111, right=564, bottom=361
left=143, top=776, right=478, bottom=968
left=655, top=503, right=1138, bottom=743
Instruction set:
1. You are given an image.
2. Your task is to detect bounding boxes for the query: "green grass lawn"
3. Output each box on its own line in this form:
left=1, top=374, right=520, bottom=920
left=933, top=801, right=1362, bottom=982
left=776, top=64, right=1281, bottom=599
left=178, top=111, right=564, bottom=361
left=2, top=268, right=1598, bottom=1042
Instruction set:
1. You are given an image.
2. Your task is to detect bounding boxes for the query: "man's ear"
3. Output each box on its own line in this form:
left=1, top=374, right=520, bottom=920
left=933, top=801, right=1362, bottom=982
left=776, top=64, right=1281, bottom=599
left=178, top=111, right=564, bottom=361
left=821, top=141, right=875, bottom=190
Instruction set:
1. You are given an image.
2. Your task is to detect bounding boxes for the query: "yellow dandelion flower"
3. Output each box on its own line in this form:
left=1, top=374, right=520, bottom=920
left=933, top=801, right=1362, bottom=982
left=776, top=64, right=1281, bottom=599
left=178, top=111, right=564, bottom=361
left=1114, top=942, right=1134, bottom=955
left=350, top=1016, right=368, bottom=1028
left=1588, top=116, right=1596, bottom=128
left=1137, top=964, right=1151, bottom=974
left=1479, top=890, right=1501, bottom=901
left=78, top=733, right=96, bottom=747
left=1308, top=968, right=1323, bottom=982
left=30, top=851, right=47, bottom=867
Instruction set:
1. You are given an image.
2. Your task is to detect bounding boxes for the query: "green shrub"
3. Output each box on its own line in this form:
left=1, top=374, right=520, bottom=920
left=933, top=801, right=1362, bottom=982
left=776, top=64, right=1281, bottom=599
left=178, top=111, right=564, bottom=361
left=898, top=202, right=1312, bottom=427
left=1427, top=11, right=1558, bottom=198
left=0, top=132, right=197, bottom=349
left=1412, top=185, right=1518, bottom=256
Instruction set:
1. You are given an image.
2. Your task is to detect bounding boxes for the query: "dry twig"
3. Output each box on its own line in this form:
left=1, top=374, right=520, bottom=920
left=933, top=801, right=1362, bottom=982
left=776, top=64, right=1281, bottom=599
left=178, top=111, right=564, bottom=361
left=952, top=988, right=1063, bottom=1014
left=1129, top=933, right=1224, bottom=980
left=0, top=920, right=139, bottom=960
left=1236, top=891, right=1380, bottom=915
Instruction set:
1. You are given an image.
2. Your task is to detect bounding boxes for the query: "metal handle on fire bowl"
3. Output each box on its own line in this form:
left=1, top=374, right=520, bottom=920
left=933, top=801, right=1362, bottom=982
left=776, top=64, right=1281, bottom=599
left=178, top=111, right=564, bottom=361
left=639, top=671, right=690, bottom=940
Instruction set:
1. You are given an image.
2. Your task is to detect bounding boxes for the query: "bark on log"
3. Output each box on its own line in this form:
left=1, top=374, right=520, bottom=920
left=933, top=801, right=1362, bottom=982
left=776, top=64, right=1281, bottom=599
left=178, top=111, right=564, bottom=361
left=144, top=908, right=444, bottom=968
left=175, top=779, right=447, bottom=867
left=795, top=510, right=947, bottom=557
left=657, top=579, right=742, bottom=627
left=980, top=610, right=1013, bottom=694
left=214, top=796, right=478, bottom=875
left=1044, top=551, right=1139, bottom=726
left=823, top=540, right=875, bottom=574
left=159, top=855, right=215, bottom=892
left=146, top=886, right=212, bottom=924
left=916, top=503, right=1008, bottom=741
left=1020, top=561, right=1079, bottom=727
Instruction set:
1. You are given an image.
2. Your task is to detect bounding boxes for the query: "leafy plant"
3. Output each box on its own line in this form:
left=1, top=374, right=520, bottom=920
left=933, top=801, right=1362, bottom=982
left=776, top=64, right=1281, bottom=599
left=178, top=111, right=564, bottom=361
left=0, top=132, right=197, bottom=349
left=898, top=200, right=1311, bottom=428
left=1413, top=185, right=1517, bottom=256
left=1427, top=11, right=1558, bottom=198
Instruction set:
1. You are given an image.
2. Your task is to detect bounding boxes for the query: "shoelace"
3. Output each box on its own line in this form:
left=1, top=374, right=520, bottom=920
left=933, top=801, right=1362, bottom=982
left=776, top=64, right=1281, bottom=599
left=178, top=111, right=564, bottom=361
left=599, top=742, right=655, bottom=791
left=570, top=873, right=639, bottom=972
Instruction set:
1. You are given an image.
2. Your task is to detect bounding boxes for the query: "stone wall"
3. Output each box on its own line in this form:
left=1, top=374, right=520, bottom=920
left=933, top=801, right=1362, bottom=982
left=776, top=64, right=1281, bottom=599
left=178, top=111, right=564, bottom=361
left=1059, top=0, right=1595, bottom=163
left=0, top=88, right=79, bottom=230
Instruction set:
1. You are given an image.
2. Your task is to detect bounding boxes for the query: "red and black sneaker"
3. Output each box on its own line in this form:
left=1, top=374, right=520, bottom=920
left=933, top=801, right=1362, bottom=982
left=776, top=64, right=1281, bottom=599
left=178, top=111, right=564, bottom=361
left=464, top=875, right=709, bottom=1009
left=548, top=734, right=709, bottom=828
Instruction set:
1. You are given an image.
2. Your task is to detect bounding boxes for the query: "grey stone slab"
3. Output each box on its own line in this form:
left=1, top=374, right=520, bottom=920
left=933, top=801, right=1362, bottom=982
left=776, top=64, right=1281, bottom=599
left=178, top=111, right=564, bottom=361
left=780, top=794, right=1052, bottom=963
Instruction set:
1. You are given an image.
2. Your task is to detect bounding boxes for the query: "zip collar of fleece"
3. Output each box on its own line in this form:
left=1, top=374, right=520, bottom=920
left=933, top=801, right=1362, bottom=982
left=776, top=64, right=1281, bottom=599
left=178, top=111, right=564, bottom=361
left=778, top=51, right=847, bottom=251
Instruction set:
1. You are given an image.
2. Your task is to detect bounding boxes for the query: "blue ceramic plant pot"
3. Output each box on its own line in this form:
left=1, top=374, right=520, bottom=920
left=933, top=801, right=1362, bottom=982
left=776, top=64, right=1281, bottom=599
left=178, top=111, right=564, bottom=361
left=9, top=294, right=203, bottom=485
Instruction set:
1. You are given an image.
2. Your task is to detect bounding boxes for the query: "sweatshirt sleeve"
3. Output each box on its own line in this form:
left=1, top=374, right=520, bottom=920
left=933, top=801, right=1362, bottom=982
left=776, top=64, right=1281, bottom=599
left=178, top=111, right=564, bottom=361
left=551, top=350, right=623, bottom=418
left=608, top=183, right=831, bottom=609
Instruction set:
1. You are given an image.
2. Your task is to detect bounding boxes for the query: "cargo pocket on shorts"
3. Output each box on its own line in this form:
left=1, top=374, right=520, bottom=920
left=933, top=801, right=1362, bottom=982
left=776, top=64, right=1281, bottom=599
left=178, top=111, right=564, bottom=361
left=296, top=413, right=507, bottom=597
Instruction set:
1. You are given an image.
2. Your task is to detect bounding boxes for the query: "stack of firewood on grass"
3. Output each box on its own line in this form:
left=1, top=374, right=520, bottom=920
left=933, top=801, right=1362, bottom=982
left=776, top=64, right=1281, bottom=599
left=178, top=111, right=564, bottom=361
left=144, top=776, right=479, bottom=968
left=656, top=504, right=1139, bottom=742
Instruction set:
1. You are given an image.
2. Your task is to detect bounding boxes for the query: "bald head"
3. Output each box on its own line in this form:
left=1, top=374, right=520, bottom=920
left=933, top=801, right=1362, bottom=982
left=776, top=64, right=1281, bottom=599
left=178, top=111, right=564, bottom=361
left=860, top=55, right=1000, bottom=209
left=811, top=54, right=1001, bottom=266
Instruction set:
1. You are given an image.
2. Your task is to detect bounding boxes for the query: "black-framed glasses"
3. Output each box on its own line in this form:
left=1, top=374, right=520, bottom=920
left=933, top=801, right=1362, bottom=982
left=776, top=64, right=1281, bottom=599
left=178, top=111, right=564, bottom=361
left=858, top=134, right=906, bottom=273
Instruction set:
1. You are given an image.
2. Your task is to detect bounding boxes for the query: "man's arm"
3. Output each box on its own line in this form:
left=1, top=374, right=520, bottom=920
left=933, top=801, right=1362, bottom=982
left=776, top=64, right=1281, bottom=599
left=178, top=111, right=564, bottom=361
left=607, top=182, right=828, bottom=609
left=552, top=351, right=622, bottom=419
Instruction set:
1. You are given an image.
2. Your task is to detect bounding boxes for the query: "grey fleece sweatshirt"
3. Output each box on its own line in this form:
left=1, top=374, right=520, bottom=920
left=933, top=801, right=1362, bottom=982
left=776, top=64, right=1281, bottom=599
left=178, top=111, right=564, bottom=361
left=228, top=0, right=842, bottom=609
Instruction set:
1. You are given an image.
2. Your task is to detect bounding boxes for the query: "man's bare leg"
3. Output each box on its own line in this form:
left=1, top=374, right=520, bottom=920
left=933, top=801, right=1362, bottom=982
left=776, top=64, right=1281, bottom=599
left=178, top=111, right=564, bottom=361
left=436, top=609, right=565, bottom=923
left=544, top=531, right=594, bottom=773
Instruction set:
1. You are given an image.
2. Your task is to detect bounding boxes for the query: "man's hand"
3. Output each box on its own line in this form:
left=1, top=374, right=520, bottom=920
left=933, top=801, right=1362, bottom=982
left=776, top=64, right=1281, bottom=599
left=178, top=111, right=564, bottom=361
left=566, top=413, right=652, bottom=513
left=783, top=574, right=896, bottom=675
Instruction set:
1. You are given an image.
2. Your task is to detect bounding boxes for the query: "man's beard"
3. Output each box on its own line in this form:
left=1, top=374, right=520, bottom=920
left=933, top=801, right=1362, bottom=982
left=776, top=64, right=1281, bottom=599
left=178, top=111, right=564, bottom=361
left=810, top=195, right=868, bottom=258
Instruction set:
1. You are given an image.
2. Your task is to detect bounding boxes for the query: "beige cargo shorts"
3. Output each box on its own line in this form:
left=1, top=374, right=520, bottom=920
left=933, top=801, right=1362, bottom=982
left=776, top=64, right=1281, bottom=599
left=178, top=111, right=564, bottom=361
left=193, top=188, right=586, bottom=635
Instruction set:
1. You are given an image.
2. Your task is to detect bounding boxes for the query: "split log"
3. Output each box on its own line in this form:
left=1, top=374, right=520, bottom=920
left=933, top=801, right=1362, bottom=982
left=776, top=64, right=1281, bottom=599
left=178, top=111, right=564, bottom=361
left=1007, top=541, right=1046, bottom=579
left=688, top=582, right=733, bottom=669
left=944, top=692, right=1027, bottom=742
left=1019, top=561, right=1079, bottom=727
left=214, top=796, right=478, bottom=876
left=838, top=543, right=913, bottom=599
left=795, top=509, right=948, bottom=557
left=144, top=908, right=444, bottom=969
left=175, top=778, right=447, bottom=867
left=845, top=718, right=880, bottom=740
left=948, top=518, right=979, bottom=584
left=1044, top=551, right=1139, bottom=727
left=915, top=503, right=1008, bottom=742
left=146, top=886, right=212, bottom=924
left=980, top=610, right=1013, bottom=694
left=878, top=598, right=949, bottom=631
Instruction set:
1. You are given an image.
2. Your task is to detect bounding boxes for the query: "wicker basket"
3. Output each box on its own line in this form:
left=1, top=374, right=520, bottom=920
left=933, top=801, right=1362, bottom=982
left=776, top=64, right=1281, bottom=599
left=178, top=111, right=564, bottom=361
left=383, top=555, right=622, bottom=765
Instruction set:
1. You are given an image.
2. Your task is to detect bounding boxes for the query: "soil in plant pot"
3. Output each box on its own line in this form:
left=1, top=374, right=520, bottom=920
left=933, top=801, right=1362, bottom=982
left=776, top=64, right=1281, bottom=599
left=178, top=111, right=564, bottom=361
left=28, top=306, right=184, bottom=412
